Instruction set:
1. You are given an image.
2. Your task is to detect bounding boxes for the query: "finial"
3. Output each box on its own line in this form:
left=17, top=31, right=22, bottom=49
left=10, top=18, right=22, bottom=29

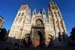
left=42, top=8, right=46, bottom=14
left=33, top=8, right=36, bottom=15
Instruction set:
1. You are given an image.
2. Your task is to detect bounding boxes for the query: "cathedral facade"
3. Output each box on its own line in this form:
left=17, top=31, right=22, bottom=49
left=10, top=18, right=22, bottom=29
left=8, top=1, right=67, bottom=47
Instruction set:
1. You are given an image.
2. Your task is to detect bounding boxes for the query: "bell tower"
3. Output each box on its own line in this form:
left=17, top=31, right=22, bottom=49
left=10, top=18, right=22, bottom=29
left=8, top=3, right=31, bottom=43
left=48, top=0, right=67, bottom=46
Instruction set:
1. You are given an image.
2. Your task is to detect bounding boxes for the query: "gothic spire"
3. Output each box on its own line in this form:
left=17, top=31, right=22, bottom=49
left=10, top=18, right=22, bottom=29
left=33, top=8, right=36, bottom=15
left=42, top=8, right=46, bottom=14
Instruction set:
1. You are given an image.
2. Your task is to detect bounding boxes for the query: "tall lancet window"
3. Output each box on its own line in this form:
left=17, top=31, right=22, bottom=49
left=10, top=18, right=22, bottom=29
left=22, top=12, right=24, bottom=16
left=58, top=11, right=61, bottom=17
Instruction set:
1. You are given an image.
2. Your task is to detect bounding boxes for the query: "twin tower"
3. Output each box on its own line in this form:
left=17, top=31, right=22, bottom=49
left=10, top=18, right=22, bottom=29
left=8, top=1, right=67, bottom=47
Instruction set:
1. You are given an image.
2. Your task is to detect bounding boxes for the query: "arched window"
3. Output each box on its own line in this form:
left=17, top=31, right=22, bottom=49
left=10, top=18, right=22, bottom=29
left=22, top=12, right=24, bottom=16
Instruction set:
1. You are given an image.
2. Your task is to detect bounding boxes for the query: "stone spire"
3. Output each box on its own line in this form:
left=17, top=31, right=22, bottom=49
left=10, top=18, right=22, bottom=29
left=33, top=8, right=36, bottom=15
left=42, top=8, right=46, bottom=14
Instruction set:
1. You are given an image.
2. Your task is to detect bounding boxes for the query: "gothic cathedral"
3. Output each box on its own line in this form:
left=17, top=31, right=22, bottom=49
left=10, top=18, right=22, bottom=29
left=8, top=1, right=67, bottom=47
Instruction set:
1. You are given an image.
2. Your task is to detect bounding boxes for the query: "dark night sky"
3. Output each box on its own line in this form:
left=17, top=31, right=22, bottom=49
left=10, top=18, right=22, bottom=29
left=0, top=0, right=75, bottom=36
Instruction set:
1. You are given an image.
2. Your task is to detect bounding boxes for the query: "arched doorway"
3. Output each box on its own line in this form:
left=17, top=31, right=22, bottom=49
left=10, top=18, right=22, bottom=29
left=31, top=19, right=45, bottom=47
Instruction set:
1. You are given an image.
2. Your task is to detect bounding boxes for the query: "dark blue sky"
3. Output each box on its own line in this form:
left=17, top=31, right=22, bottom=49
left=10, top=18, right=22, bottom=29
left=0, top=0, right=74, bottom=36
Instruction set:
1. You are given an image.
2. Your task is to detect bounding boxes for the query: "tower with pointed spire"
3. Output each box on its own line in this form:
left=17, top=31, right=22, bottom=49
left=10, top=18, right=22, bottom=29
left=8, top=0, right=67, bottom=47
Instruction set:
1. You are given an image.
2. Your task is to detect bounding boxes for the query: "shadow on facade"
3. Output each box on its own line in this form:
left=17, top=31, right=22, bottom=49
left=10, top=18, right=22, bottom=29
left=6, top=33, right=68, bottom=48
left=6, top=36, right=53, bottom=49
left=0, top=31, right=75, bottom=50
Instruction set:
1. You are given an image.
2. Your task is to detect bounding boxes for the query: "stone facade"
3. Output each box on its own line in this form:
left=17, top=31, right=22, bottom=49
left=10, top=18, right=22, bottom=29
left=8, top=1, right=67, bottom=47
left=0, top=16, right=4, bottom=28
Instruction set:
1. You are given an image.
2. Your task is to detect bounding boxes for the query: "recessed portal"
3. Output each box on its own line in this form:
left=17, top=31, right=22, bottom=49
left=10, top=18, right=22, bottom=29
left=31, top=19, right=45, bottom=47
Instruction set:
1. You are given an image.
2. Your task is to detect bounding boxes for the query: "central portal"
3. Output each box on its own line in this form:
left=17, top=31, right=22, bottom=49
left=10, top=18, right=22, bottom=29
left=31, top=19, right=45, bottom=47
